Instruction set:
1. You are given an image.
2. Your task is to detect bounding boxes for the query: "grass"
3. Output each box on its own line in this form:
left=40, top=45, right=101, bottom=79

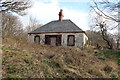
left=43, top=58, right=58, bottom=68
left=23, top=57, right=33, bottom=64
left=118, top=58, right=120, bottom=65
left=7, top=65, right=17, bottom=73
left=110, top=73, right=119, bottom=78
left=2, top=38, right=120, bottom=78
left=3, top=47, right=26, bottom=54
left=6, top=74, right=21, bottom=79
left=94, top=51, right=106, bottom=60
left=42, top=57, right=69, bottom=78
left=94, top=49, right=120, bottom=64
left=102, top=49, right=120, bottom=58
left=41, top=63, right=53, bottom=78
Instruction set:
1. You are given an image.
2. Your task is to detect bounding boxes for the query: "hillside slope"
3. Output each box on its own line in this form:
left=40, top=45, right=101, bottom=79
left=2, top=38, right=120, bottom=78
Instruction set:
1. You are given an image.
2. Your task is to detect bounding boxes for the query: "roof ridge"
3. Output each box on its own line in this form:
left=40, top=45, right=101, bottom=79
left=52, top=19, right=70, bottom=22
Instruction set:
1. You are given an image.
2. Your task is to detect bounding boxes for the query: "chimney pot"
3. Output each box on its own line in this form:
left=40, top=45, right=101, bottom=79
left=58, top=9, right=64, bottom=21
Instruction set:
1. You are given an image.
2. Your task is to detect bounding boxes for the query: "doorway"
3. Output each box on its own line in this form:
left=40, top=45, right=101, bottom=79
left=45, top=35, right=61, bottom=46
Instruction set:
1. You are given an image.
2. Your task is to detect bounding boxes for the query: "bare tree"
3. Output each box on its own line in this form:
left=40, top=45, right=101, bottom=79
left=91, top=0, right=120, bottom=22
left=0, top=0, right=32, bottom=15
left=25, top=17, right=42, bottom=33
left=2, top=13, right=23, bottom=38
left=90, top=0, right=120, bottom=49
left=86, top=30, right=106, bottom=48
left=97, top=22, right=114, bottom=49
left=0, top=0, right=32, bottom=40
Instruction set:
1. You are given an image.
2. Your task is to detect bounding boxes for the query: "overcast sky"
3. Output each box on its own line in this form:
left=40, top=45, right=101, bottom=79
left=21, top=0, right=93, bottom=30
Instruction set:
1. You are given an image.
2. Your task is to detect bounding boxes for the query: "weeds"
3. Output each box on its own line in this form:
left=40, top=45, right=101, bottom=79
left=94, top=49, right=120, bottom=64
left=7, top=65, right=17, bottom=73
left=23, top=57, right=33, bottom=64
left=3, top=37, right=120, bottom=78
left=65, top=58, right=73, bottom=65
left=118, top=58, right=120, bottom=65
left=41, top=63, right=53, bottom=78
left=4, top=48, right=26, bottom=54
left=6, top=74, right=21, bottom=79
left=43, top=58, right=60, bottom=68
left=103, top=50, right=120, bottom=58
left=94, top=51, right=106, bottom=60
left=110, top=73, right=119, bottom=78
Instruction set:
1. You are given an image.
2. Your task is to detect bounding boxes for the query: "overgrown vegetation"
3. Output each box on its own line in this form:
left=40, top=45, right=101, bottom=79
left=1, top=0, right=120, bottom=78
left=2, top=38, right=120, bottom=78
left=94, top=49, right=120, bottom=64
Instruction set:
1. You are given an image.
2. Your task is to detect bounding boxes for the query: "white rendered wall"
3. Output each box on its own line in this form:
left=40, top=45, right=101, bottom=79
left=28, top=33, right=88, bottom=49
left=83, top=33, right=88, bottom=45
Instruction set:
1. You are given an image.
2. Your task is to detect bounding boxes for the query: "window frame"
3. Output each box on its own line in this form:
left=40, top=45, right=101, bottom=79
left=67, top=35, right=75, bottom=46
left=34, top=35, right=40, bottom=44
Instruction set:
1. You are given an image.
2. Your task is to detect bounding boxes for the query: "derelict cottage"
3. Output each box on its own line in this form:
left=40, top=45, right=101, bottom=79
left=28, top=9, right=88, bottom=49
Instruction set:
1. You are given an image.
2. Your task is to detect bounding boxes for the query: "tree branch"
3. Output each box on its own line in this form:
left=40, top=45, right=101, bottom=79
left=92, top=0, right=119, bottom=22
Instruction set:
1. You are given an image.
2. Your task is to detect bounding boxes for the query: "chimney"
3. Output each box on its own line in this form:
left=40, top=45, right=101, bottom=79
left=58, top=9, right=64, bottom=21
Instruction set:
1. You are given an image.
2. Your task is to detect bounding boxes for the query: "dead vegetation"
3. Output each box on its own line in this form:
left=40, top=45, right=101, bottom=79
left=2, top=38, right=120, bottom=78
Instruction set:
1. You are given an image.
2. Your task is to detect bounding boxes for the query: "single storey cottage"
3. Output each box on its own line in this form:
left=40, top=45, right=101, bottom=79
left=28, top=9, right=88, bottom=49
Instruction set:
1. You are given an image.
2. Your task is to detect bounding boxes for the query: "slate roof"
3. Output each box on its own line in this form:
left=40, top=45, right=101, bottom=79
left=29, top=19, right=84, bottom=34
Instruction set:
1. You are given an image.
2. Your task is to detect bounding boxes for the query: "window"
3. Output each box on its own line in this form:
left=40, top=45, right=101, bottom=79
left=67, top=35, right=75, bottom=46
left=34, top=35, right=40, bottom=44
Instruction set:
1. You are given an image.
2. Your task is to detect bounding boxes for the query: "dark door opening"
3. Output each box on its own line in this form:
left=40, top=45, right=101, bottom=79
left=45, top=35, right=62, bottom=46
